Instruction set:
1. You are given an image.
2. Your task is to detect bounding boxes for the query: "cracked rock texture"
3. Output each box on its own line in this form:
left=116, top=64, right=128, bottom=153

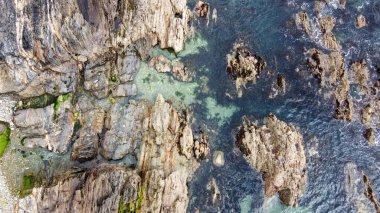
left=236, top=114, right=306, bottom=206
left=16, top=95, right=209, bottom=212
left=0, top=0, right=192, bottom=98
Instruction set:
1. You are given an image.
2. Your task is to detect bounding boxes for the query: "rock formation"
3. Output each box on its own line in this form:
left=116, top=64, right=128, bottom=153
left=13, top=94, right=75, bottom=153
left=227, top=42, right=266, bottom=97
left=16, top=95, right=209, bottom=212
left=0, top=0, right=193, bottom=99
left=235, top=114, right=306, bottom=206
left=318, top=16, right=341, bottom=50
left=306, top=49, right=353, bottom=121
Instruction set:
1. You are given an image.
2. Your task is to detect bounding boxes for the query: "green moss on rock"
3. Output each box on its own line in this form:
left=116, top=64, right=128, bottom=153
left=0, top=126, right=11, bottom=157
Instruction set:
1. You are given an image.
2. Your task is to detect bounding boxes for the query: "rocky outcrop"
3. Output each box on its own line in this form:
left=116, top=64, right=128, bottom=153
left=0, top=0, right=193, bottom=98
left=227, top=42, right=266, bottom=97
left=195, top=1, right=210, bottom=18
left=236, top=114, right=306, bottom=206
left=344, top=163, right=380, bottom=213
left=318, top=16, right=341, bottom=50
left=356, top=15, right=367, bottom=29
left=351, top=60, right=369, bottom=92
left=13, top=94, right=74, bottom=153
left=149, top=55, right=195, bottom=81
left=295, top=11, right=312, bottom=36
left=306, top=49, right=353, bottom=121
left=17, top=95, right=209, bottom=212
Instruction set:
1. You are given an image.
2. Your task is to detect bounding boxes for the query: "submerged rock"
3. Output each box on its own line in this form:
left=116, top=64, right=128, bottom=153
left=227, top=42, right=266, bottom=97
left=149, top=55, right=195, bottom=81
left=236, top=114, right=306, bottom=206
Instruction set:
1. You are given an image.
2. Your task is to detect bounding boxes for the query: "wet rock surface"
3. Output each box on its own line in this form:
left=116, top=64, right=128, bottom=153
left=236, top=114, right=306, bottom=206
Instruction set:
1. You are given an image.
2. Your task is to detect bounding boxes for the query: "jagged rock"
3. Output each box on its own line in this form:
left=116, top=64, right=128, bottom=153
left=364, top=128, right=375, bottom=146
left=318, top=16, right=341, bottom=50
left=207, top=178, right=221, bottom=206
left=193, top=132, right=210, bottom=160
left=195, top=1, right=210, bottom=18
left=16, top=165, right=141, bottom=213
left=306, top=49, right=345, bottom=86
left=306, top=49, right=352, bottom=121
left=362, top=104, right=373, bottom=126
left=213, top=151, right=225, bottom=167
left=351, top=60, right=369, bottom=91
left=149, top=55, right=195, bottom=81
left=334, top=73, right=352, bottom=121
left=236, top=114, right=306, bottom=206
left=356, top=15, right=367, bottom=28
left=71, top=96, right=105, bottom=162
left=344, top=163, right=380, bottom=213
left=13, top=95, right=74, bottom=153
left=227, top=42, right=266, bottom=97
left=295, top=11, right=312, bottom=35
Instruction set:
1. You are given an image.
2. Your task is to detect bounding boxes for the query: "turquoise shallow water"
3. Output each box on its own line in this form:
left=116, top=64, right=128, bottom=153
left=184, top=0, right=380, bottom=212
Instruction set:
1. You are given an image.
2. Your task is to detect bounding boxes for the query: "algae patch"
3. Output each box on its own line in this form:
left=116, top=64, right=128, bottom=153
left=0, top=127, right=10, bottom=157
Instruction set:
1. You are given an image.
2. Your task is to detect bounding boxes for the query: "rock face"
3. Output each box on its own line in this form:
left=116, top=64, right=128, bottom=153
left=17, top=95, right=209, bottom=212
left=227, top=42, right=266, bottom=97
left=236, top=114, right=306, bottom=206
left=16, top=165, right=141, bottom=213
left=344, top=163, right=380, bottom=213
left=0, top=0, right=192, bottom=98
left=13, top=95, right=75, bottom=153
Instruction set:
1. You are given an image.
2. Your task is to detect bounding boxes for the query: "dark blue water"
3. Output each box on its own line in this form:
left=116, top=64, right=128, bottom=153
left=185, top=0, right=380, bottom=212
